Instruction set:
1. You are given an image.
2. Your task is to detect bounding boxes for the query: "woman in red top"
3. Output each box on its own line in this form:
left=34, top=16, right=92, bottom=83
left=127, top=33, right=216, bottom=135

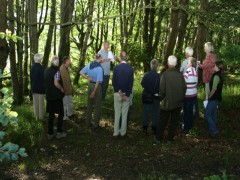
left=199, top=42, right=216, bottom=99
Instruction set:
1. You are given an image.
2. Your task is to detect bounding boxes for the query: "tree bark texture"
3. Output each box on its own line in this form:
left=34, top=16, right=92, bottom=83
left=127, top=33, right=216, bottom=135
left=163, top=0, right=180, bottom=67
left=28, top=0, right=38, bottom=65
left=194, top=0, right=208, bottom=63
left=74, top=0, right=94, bottom=85
left=58, top=0, right=75, bottom=65
left=175, top=0, right=189, bottom=57
left=42, top=0, right=56, bottom=68
left=0, top=0, right=9, bottom=87
left=8, top=0, right=23, bottom=104
left=23, top=0, right=29, bottom=95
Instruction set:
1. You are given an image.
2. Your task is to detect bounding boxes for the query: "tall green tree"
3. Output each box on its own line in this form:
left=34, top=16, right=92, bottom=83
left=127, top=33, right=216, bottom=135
left=0, top=0, right=9, bottom=87
left=58, top=0, right=75, bottom=64
left=8, top=0, right=23, bottom=104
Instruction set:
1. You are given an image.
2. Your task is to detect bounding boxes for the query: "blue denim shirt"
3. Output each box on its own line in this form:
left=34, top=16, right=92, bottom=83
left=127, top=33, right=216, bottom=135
left=81, top=63, right=103, bottom=83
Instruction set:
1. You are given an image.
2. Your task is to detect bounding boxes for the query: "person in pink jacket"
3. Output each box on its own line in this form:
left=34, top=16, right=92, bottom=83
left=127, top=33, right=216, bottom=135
left=199, top=42, right=216, bottom=99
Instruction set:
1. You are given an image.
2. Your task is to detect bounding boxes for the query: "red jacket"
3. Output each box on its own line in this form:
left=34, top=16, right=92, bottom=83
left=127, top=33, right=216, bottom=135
left=202, top=53, right=216, bottom=83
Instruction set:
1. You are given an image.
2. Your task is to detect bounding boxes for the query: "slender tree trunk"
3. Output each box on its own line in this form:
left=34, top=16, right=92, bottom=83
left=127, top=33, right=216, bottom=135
left=148, top=0, right=156, bottom=59
left=23, top=0, right=29, bottom=95
left=128, top=0, right=139, bottom=37
left=9, top=0, right=23, bottom=104
left=0, top=0, right=9, bottom=87
left=142, top=0, right=150, bottom=72
left=28, top=0, right=38, bottom=65
left=152, top=0, right=168, bottom=58
left=134, top=0, right=143, bottom=42
left=95, top=1, right=100, bottom=52
left=54, top=25, right=57, bottom=55
left=163, top=0, right=180, bottom=67
left=42, top=0, right=56, bottom=68
left=16, top=0, right=24, bottom=96
left=38, top=0, right=49, bottom=38
left=193, top=0, right=208, bottom=63
left=58, top=0, right=75, bottom=64
left=175, top=0, right=189, bottom=57
left=73, top=0, right=94, bottom=85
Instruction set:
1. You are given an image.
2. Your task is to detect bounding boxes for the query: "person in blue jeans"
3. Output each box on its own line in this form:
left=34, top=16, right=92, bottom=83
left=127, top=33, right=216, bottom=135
left=205, top=61, right=223, bottom=138
left=183, top=57, right=198, bottom=133
left=141, top=59, right=161, bottom=135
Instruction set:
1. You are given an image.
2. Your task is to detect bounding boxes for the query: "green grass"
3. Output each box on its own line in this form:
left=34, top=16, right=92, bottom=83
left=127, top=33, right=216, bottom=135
left=5, top=105, right=45, bottom=150
left=1, top=72, right=240, bottom=179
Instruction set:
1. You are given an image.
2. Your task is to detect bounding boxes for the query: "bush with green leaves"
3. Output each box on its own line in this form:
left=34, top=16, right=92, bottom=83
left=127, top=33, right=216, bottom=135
left=0, top=70, right=28, bottom=162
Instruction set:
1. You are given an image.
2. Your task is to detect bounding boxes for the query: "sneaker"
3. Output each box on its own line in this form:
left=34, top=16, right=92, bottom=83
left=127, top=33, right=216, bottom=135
left=63, top=117, right=69, bottom=121
left=56, top=132, right=67, bottom=139
left=47, top=134, right=54, bottom=140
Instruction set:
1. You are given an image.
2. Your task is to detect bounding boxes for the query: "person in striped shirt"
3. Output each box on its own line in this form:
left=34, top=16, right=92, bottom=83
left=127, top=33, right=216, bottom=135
left=183, top=57, right=198, bottom=133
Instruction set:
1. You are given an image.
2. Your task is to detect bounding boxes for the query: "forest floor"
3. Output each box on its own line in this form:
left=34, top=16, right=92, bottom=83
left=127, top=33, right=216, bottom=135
left=1, top=75, right=240, bottom=179
left=1, top=105, right=240, bottom=180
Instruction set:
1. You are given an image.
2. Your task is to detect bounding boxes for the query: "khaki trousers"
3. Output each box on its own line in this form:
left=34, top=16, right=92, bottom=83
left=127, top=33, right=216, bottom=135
left=87, top=83, right=102, bottom=127
left=32, top=93, right=45, bottom=120
left=63, top=95, right=74, bottom=120
left=113, top=93, right=131, bottom=136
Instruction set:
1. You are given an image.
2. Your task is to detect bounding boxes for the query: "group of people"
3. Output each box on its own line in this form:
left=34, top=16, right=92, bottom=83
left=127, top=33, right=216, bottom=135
left=30, top=40, right=223, bottom=142
left=142, top=42, right=223, bottom=143
left=30, top=55, right=74, bottom=139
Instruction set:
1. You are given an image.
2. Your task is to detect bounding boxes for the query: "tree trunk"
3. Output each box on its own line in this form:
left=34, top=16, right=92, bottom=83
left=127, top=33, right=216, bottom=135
left=193, top=0, right=208, bottom=63
left=134, top=0, right=143, bottom=42
left=152, top=0, right=167, bottom=59
left=8, top=0, right=23, bottom=104
left=175, top=0, right=189, bottom=57
left=148, top=0, right=156, bottom=58
left=42, top=0, right=56, bottom=68
left=128, top=0, right=139, bottom=38
left=0, top=0, right=9, bottom=87
left=142, top=0, right=151, bottom=72
left=163, top=0, right=180, bottom=67
left=118, top=0, right=123, bottom=47
left=58, top=0, right=75, bottom=65
left=28, top=0, right=38, bottom=65
left=38, top=0, right=49, bottom=38
left=73, top=0, right=94, bottom=85
left=16, top=0, right=24, bottom=95
left=23, top=0, right=29, bottom=95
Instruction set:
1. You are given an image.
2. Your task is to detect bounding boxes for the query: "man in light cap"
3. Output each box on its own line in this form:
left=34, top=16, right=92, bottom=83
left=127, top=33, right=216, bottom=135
left=155, top=55, right=186, bottom=144
left=44, top=56, right=66, bottom=139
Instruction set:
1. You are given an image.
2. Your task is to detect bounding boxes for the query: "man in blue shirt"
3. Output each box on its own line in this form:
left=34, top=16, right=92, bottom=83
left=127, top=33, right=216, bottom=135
left=80, top=54, right=103, bottom=129
left=112, top=55, right=134, bottom=137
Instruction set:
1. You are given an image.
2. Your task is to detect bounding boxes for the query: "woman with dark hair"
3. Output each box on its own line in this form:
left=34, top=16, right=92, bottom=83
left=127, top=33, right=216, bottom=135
left=205, top=61, right=223, bottom=138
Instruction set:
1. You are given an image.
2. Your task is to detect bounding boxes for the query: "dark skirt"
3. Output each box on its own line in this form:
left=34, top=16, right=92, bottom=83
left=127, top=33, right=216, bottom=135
left=46, top=98, right=63, bottom=114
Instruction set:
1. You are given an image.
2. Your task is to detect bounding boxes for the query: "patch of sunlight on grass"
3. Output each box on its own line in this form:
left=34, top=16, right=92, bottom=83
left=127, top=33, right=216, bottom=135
left=18, top=163, right=26, bottom=172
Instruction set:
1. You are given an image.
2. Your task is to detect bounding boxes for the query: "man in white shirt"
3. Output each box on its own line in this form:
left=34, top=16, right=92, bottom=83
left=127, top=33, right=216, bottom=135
left=180, top=47, right=194, bottom=73
left=98, top=41, right=115, bottom=100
